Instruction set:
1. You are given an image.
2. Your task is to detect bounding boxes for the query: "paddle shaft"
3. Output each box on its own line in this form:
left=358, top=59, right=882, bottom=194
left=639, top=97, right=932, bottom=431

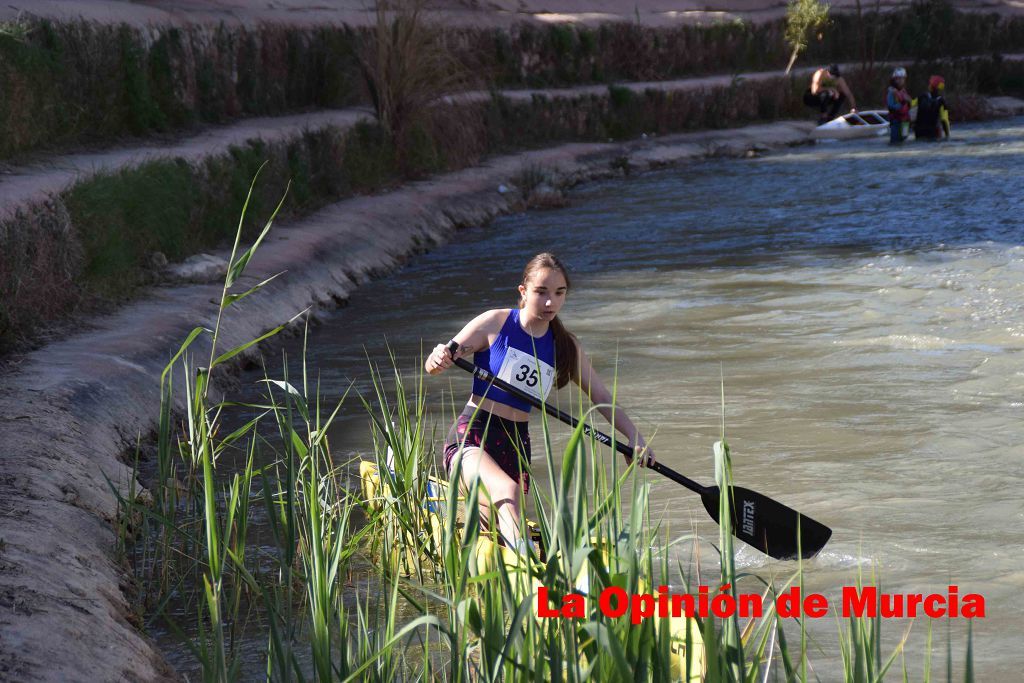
left=444, top=341, right=707, bottom=495
left=441, top=341, right=833, bottom=560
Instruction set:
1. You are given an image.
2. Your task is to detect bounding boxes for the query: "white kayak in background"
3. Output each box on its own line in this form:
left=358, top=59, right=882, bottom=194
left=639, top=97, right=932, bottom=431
left=811, top=110, right=890, bottom=140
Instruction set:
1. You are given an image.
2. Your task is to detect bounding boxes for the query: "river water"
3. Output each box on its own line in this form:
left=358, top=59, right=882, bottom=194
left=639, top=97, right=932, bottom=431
left=162, top=118, right=1024, bottom=678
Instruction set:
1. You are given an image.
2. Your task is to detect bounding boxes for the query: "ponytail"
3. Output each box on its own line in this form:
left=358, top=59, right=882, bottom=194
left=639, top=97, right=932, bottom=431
left=549, top=315, right=578, bottom=389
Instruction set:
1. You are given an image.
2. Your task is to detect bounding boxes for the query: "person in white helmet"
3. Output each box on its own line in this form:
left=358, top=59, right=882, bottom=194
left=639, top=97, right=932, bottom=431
left=886, top=67, right=911, bottom=144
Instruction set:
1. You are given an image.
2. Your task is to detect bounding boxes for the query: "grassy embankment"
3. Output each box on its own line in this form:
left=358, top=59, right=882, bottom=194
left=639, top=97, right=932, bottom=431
left=0, top=77, right=809, bottom=354
left=114, top=190, right=979, bottom=680
left=2, top=0, right=1023, bottom=353
left=2, top=3, right=1023, bottom=160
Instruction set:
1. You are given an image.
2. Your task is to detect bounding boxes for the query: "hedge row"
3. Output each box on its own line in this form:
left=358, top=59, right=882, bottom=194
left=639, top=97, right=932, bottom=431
left=2, top=2, right=1022, bottom=159
left=0, top=75, right=809, bottom=352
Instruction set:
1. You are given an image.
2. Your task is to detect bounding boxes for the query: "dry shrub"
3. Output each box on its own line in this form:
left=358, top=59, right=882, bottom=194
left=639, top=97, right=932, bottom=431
left=0, top=200, right=82, bottom=352
left=838, top=56, right=1023, bottom=111
left=483, top=76, right=805, bottom=149
left=4, top=9, right=1023, bottom=161
left=477, top=20, right=792, bottom=86
left=358, top=0, right=482, bottom=172
left=416, top=100, right=487, bottom=171
left=947, top=93, right=992, bottom=121
left=0, top=19, right=366, bottom=160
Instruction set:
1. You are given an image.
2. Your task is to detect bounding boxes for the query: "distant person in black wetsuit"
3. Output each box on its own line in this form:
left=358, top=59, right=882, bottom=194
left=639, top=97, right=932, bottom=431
left=914, top=75, right=951, bottom=141
left=804, top=64, right=857, bottom=124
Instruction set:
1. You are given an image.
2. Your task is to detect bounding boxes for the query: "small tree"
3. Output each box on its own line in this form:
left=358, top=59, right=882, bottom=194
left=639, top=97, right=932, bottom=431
left=358, top=0, right=478, bottom=170
left=784, top=0, right=830, bottom=74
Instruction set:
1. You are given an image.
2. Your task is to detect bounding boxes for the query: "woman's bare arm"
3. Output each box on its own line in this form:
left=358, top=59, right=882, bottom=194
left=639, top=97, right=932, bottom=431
left=425, top=309, right=507, bottom=374
left=573, top=344, right=655, bottom=466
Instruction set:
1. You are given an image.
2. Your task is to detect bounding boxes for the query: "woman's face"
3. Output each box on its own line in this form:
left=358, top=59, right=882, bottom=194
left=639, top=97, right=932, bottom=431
left=519, top=267, right=568, bottom=322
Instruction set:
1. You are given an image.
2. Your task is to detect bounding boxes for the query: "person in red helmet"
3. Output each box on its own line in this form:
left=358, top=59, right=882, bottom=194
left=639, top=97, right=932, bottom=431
left=914, top=75, right=951, bottom=141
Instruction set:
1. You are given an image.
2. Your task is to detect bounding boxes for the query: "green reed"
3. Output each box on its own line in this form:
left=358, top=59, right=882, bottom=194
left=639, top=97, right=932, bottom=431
left=111, top=172, right=979, bottom=682
left=357, top=356, right=711, bottom=680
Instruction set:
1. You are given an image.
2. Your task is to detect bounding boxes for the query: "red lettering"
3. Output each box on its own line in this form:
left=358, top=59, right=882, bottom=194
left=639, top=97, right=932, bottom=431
left=711, top=593, right=736, bottom=618
left=905, top=594, right=923, bottom=617
left=564, top=592, right=585, bottom=619
left=777, top=587, right=800, bottom=617
left=738, top=593, right=764, bottom=618
left=657, top=586, right=670, bottom=618
left=962, top=594, right=985, bottom=618
left=924, top=594, right=945, bottom=618
left=804, top=593, right=828, bottom=618
left=632, top=593, right=655, bottom=625
left=698, top=585, right=711, bottom=616
left=537, top=586, right=558, bottom=618
left=842, top=586, right=876, bottom=617
left=880, top=593, right=902, bottom=618
left=600, top=586, right=628, bottom=618
left=672, top=593, right=695, bottom=617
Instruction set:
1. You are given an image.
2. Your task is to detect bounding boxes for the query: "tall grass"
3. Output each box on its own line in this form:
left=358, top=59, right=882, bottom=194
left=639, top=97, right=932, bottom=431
left=4, top=5, right=1022, bottom=162
left=114, top=173, right=980, bottom=681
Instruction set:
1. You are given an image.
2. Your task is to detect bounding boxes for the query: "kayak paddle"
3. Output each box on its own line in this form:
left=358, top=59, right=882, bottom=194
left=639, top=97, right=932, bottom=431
left=443, top=341, right=831, bottom=560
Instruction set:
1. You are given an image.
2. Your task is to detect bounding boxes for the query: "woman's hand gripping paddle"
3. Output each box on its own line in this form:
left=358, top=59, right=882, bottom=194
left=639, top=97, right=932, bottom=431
left=443, top=341, right=831, bottom=560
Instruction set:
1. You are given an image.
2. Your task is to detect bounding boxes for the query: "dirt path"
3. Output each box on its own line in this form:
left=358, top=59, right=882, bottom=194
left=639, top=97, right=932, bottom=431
left=0, top=109, right=374, bottom=221
left=4, top=69, right=808, bottom=225
left=1, top=69, right=805, bottom=220
left=4, top=0, right=1024, bottom=28
left=4, top=57, right=1022, bottom=223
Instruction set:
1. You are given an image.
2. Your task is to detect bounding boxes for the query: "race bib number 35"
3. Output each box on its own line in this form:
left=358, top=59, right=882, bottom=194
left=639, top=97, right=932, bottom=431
left=495, top=348, right=555, bottom=402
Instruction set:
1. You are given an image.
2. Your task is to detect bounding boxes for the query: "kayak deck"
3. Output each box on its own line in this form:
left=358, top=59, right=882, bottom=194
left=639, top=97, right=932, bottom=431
left=358, top=459, right=706, bottom=681
left=811, top=110, right=889, bottom=139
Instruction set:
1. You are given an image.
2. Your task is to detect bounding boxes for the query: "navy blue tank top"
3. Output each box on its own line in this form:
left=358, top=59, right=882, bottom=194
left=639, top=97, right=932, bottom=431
left=472, top=309, right=556, bottom=412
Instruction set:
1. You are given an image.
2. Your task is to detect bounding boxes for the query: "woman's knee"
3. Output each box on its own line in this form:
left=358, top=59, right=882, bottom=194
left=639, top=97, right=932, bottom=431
left=486, top=475, right=520, bottom=507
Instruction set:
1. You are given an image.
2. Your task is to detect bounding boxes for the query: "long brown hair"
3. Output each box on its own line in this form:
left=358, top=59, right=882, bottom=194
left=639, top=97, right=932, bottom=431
left=520, top=253, right=578, bottom=388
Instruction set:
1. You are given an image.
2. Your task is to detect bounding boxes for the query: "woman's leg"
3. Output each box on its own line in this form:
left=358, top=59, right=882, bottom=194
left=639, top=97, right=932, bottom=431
left=453, top=445, right=526, bottom=550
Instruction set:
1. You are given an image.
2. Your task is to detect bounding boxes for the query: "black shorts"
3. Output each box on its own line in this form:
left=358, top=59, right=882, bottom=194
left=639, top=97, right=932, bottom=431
left=443, top=406, right=532, bottom=493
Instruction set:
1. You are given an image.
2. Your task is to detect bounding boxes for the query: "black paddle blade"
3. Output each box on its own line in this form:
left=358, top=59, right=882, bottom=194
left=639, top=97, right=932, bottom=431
left=700, top=485, right=832, bottom=560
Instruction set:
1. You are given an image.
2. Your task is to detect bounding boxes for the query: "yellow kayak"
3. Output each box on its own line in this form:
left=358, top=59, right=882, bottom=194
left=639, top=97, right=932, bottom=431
left=359, top=460, right=705, bottom=680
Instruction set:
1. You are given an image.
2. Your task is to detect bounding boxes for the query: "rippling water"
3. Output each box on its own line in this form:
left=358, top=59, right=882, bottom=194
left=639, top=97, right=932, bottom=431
left=161, top=118, right=1024, bottom=678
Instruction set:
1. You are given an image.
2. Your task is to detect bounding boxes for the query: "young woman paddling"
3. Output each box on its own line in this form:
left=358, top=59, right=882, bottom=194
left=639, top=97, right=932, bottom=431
left=424, top=253, right=655, bottom=554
